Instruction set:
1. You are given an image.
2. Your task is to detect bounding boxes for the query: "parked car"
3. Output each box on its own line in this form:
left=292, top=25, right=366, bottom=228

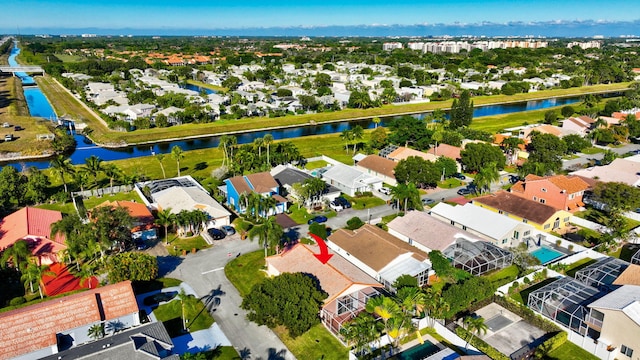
left=2, top=122, right=10, bottom=128
left=13, top=125, right=23, bottom=131
left=208, top=228, right=226, bottom=240
left=422, top=198, right=436, bottom=206
left=308, top=215, right=328, bottom=225
left=4, top=134, right=13, bottom=142
left=378, top=187, right=391, bottom=195
left=452, top=173, right=466, bottom=180
left=335, top=197, right=352, bottom=208
left=329, top=201, right=344, bottom=212
left=220, top=225, right=236, bottom=236
left=457, top=188, right=472, bottom=196
left=135, top=239, right=148, bottom=250
left=143, top=291, right=178, bottom=306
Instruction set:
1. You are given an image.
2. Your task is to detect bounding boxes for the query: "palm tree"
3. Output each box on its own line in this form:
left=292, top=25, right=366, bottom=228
left=87, top=323, right=105, bottom=340
left=248, top=216, right=284, bottom=258
left=391, top=183, right=422, bottom=214
left=50, top=155, right=75, bottom=193
left=340, top=313, right=380, bottom=357
left=102, top=164, right=121, bottom=190
left=365, top=296, right=408, bottom=348
left=84, top=155, right=103, bottom=186
left=463, top=316, right=488, bottom=350
left=423, top=289, right=450, bottom=328
left=22, top=260, right=55, bottom=299
left=253, top=137, right=264, bottom=159
left=1, top=239, right=31, bottom=272
left=372, top=117, right=381, bottom=129
left=263, top=134, right=274, bottom=166
left=473, top=162, right=500, bottom=194
left=171, top=145, right=185, bottom=177
left=155, top=208, right=175, bottom=244
left=219, top=135, right=237, bottom=167
left=340, top=129, right=353, bottom=153
left=395, top=286, right=428, bottom=318
left=155, top=153, right=167, bottom=178
left=351, top=125, right=364, bottom=153
left=73, top=169, right=91, bottom=193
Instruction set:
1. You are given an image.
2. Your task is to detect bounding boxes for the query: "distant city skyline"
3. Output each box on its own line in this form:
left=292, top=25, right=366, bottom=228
left=3, top=0, right=640, bottom=34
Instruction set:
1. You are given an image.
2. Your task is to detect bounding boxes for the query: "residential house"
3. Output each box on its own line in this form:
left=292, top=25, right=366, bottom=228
left=570, top=155, right=640, bottom=187
left=518, top=124, right=564, bottom=140
left=321, top=163, right=383, bottom=196
left=270, top=165, right=341, bottom=205
left=385, top=145, right=438, bottom=163
left=429, top=202, right=533, bottom=248
left=0, top=281, right=140, bottom=360
left=154, top=106, right=184, bottom=125
left=387, top=210, right=482, bottom=253
left=561, top=116, right=597, bottom=136
left=427, top=143, right=462, bottom=161
left=509, top=174, right=590, bottom=212
left=223, top=171, right=288, bottom=215
left=0, top=207, right=66, bottom=265
left=327, top=224, right=432, bottom=290
left=266, top=243, right=382, bottom=336
left=473, top=191, right=573, bottom=233
left=96, top=200, right=155, bottom=232
left=137, top=176, right=231, bottom=228
left=123, top=104, right=156, bottom=121
left=586, top=285, right=640, bottom=360
left=353, top=154, right=397, bottom=186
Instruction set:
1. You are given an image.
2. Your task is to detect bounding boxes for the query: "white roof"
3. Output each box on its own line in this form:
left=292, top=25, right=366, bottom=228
left=379, top=255, right=431, bottom=285
left=153, top=186, right=231, bottom=220
left=589, top=285, right=640, bottom=326
left=322, top=163, right=382, bottom=188
left=570, top=157, right=640, bottom=186
left=157, top=106, right=184, bottom=116
left=429, top=202, right=521, bottom=241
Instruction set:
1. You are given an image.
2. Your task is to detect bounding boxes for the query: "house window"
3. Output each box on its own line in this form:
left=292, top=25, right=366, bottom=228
left=544, top=224, right=550, bottom=229
left=408, top=238, right=413, bottom=245
left=540, top=199, right=546, bottom=204
left=524, top=230, right=530, bottom=236
left=523, top=219, right=528, bottom=224
left=462, top=226, right=467, bottom=230
left=541, top=188, right=547, bottom=192
left=502, top=238, right=508, bottom=244
left=533, top=196, right=538, bottom=201
left=451, top=220, right=455, bottom=226
left=564, top=217, right=570, bottom=222
left=499, top=210, right=504, bottom=214
left=569, top=194, right=574, bottom=199
left=621, top=345, right=634, bottom=357
left=514, top=231, right=520, bottom=239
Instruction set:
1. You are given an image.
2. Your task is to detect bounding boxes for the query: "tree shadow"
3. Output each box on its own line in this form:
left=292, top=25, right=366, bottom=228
left=194, top=162, right=208, bottom=171
left=201, top=285, right=226, bottom=313
left=157, top=255, right=183, bottom=277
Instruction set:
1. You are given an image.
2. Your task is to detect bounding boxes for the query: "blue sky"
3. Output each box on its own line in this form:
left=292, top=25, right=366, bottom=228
left=3, top=0, right=639, bottom=30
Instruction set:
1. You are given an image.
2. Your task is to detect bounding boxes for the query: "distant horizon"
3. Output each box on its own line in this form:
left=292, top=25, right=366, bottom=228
left=2, top=19, right=640, bottom=38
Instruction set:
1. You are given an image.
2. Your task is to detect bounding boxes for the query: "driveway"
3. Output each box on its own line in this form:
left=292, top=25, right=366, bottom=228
left=159, top=238, right=296, bottom=360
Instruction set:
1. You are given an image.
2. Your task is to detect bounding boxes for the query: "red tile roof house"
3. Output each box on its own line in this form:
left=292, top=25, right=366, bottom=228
left=0, top=281, right=140, bottom=359
left=327, top=224, right=432, bottom=290
left=354, top=154, right=398, bottom=186
left=509, top=174, right=591, bottom=212
left=266, top=243, right=382, bottom=338
left=96, top=200, right=155, bottom=231
left=0, top=207, right=66, bottom=265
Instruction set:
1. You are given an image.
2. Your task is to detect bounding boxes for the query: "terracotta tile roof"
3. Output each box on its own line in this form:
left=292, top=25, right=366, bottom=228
left=0, top=281, right=137, bottom=359
left=328, top=224, right=428, bottom=272
left=473, top=191, right=559, bottom=225
left=266, top=244, right=381, bottom=305
left=227, top=175, right=253, bottom=195
left=578, top=115, right=595, bottom=124
left=356, top=155, right=397, bottom=178
left=510, top=181, right=525, bottom=193
left=245, top=172, right=279, bottom=194
left=546, top=175, right=591, bottom=194
left=0, top=207, right=66, bottom=255
left=427, top=144, right=462, bottom=159
left=613, top=264, right=640, bottom=286
left=96, top=200, right=154, bottom=224
left=387, top=147, right=438, bottom=162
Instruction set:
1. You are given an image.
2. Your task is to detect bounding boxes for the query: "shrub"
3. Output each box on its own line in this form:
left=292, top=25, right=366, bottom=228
left=308, top=222, right=328, bottom=239
left=568, top=244, right=574, bottom=252
left=9, top=296, right=26, bottom=306
left=455, top=326, right=509, bottom=360
left=346, top=216, right=364, bottom=230
left=523, top=277, right=531, bottom=284
left=556, top=239, right=562, bottom=246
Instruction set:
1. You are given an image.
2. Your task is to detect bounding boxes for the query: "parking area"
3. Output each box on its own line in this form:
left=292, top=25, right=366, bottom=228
left=474, top=303, right=547, bottom=357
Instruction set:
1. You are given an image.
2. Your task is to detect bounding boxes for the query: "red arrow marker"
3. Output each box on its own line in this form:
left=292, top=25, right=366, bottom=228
left=309, top=233, right=333, bottom=264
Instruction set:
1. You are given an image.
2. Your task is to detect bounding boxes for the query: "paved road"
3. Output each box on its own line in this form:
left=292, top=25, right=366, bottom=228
left=158, top=236, right=296, bottom=360
left=562, top=143, right=640, bottom=170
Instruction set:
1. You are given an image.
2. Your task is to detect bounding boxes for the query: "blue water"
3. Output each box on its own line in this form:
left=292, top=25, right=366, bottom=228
left=531, top=246, right=565, bottom=264
left=182, top=83, right=217, bottom=94
left=393, top=340, right=440, bottom=360
left=8, top=42, right=35, bottom=85
left=24, top=88, right=57, bottom=118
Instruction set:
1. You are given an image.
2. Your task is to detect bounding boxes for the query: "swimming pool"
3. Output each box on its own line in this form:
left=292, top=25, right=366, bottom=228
left=531, top=246, right=565, bottom=264
left=393, top=340, right=440, bottom=360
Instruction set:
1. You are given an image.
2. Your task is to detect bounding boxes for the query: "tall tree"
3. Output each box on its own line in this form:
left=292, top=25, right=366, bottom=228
left=155, top=153, right=167, bottom=178
left=1, top=239, right=31, bottom=272
left=50, top=155, right=75, bottom=193
left=22, top=260, right=54, bottom=299
left=351, top=125, right=364, bottom=153
left=340, top=129, right=353, bottom=153
left=463, top=316, right=488, bottom=350
left=84, top=155, right=104, bottom=186
left=248, top=216, right=284, bottom=258
left=171, top=145, right=185, bottom=177
left=155, top=208, right=175, bottom=244
left=473, top=162, right=500, bottom=194
left=449, top=90, right=474, bottom=129
left=263, top=134, right=274, bottom=166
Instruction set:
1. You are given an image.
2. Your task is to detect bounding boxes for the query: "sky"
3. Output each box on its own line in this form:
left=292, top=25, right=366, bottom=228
left=3, top=0, right=639, bottom=31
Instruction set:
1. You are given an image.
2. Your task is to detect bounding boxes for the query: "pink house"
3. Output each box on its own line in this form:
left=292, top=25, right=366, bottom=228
left=510, top=174, right=590, bottom=212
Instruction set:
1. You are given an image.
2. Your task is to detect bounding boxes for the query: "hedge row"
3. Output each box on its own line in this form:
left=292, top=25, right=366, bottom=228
left=454, top=326, right=510, bottom=360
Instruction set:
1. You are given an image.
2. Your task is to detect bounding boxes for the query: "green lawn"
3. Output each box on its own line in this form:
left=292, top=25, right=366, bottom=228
left=153, top=297, right=215, bottom=337
left=580, top=147, right=604, bottom=155
left=166, top=235, right=211, bottom=256
left=437, top=178, right=464, bottom=189
left=484, top=265, right=520, bottom=288
left=545, top=340, right=599, bottom=360
left=342, top=194, right=386, bottom=210
left=305, top=160, right=329, bottom=170
left=274, top=324, right=349, bottom=360
left=512, top=277, right=558, bottom=304
left=620, top=243, right=640, bottom=262
left=36, top=191, right=145, bottom=215
left=224, top=250, right=267, bottom=297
